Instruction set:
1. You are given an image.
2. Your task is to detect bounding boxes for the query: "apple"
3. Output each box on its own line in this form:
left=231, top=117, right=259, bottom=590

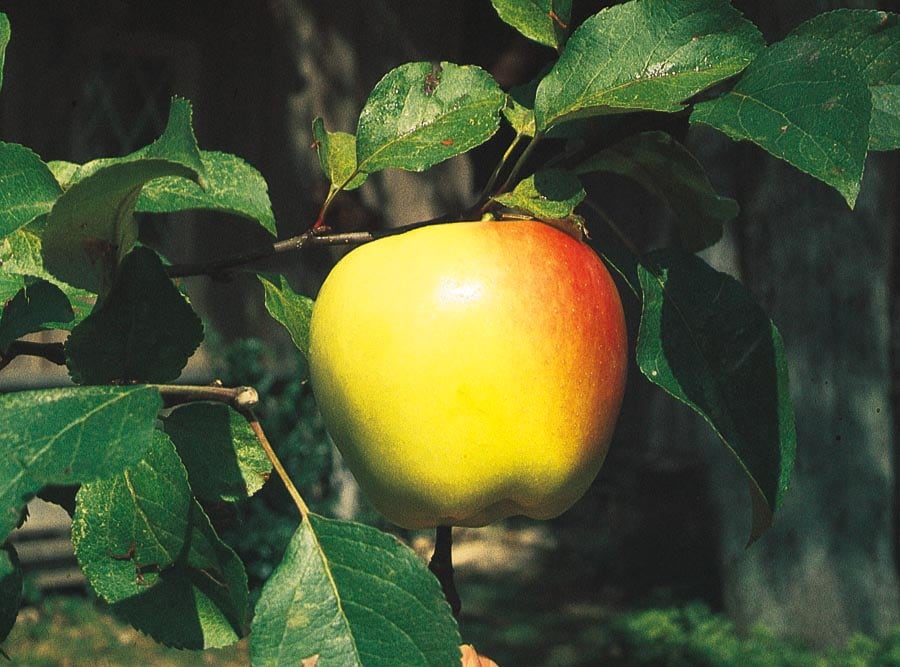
left=307, top=218, right=627, bottom=528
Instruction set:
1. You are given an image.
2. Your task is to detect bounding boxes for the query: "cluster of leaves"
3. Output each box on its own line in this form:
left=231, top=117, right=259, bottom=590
left=1, top=0, right=898, bottom=663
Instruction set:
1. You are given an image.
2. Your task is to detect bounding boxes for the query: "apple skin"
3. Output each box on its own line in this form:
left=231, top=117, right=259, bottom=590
left=308, top=219, right=627, bottom=529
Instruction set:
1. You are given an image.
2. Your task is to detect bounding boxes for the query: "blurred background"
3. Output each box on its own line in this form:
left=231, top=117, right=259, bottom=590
left=2, top=0, right=899, bottom=664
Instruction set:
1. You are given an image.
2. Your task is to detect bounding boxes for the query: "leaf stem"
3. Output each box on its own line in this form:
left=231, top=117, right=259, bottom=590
left=493, top=132, right=543, bottom=200
left=428, top=525, right=461, bottom=618
left=242, top=408, right=311, bottom=520
left=475, top=132, right=526, bottom=206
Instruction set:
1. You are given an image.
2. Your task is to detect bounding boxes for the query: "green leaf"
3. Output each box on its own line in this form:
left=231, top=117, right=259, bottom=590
left=251, top=515, right=461, bottom=666
left=577, top=131, right=738, bottom=252
left=503, top=88, right=538, bottom=137
left=139, top=97, right=207, bottom=185
left=0, top=13, right=9, bottom=93
left=73, top=430, right=249, bottom=649
left=258, top=273, right=314, bottom=359
left=40, top=98, right=205, bottom=293
left=0, top=279, right=73, bottom=351
left=0, top=226, right=95, bottom=326
left=47, top=160, right=81, bottom=190
left=40, top=159, right=198, bottom=294
left=490, top=0, right=572, bottom=50
left=636, top=249, right=796, bottom=543
left=690, top=35, right=871, bottom=208
left=65, top=246, right=204, bottom=384
left=162, top=402, right=271, bottom=502
left=0, top=143, right=63, bottom=238
left=72, top=430, right=193, bottom=602
left=0, top=544, right=22, bottom=644
left=356, top=62, right=505, bottom=173
left=534, top=0, right=764, bottom=130
left=136, top=151, right=277, bottom=237
left=492, top=169, right=585, bottom=221
left=0, top=385, right=162, bottom=537
left=312, top=118, right=368, bottom=191
left=789, top=9, right=900, bottom=151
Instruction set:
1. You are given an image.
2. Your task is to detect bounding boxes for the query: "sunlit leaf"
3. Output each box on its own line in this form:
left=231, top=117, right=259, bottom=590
left=251, top=515, right=461, bottom=666
left=137, top=150, right=276, bottom=236
left=259, top=273, right=314, bottom=359
left=312, top=117, right=367, bottom=191
left=0, top=226, right=95, bottom=326
left=357, top=62, right=504, bottom=173
left=534, top=0, right=764, bottom=130
left=492, top=169, right=585, bottom=221
left=41, top=99, right=204, bottom=292
left=0, top=143, right=62, bottom=238
left=74, top=430, right=249, bottom=649
left=490, top=0, right=572, bottom=50
left=0, top=385, right=162, bottom=538
left=0, top=13, right=9, bottom=93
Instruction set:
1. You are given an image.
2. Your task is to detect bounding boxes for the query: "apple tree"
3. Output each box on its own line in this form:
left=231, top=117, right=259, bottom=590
left=1, top=1, right=899, bottom=664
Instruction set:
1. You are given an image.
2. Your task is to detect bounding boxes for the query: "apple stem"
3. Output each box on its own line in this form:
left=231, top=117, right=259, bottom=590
left=429, top=525, right=461, bottom=618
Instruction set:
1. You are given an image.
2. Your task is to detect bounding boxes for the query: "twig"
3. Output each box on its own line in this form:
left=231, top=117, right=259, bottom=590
left=428, top=525, right=461, bottom=618
left=165, top=216, right=474, bottom=280
left=165, top=229, right=378, bottom=279
left=151, top=383, right=260, bottom=411
left=0, top=341, right=66, bottom=372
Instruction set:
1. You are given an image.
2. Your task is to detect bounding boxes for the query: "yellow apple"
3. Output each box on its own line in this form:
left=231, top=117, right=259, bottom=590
left=308, top=218, right=627, bottom=528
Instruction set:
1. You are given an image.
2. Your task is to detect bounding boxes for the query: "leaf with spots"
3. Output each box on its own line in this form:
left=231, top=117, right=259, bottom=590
left=136, top=150, right=276, bottom=237
left=356, top=62, right=505, bottom=173
left=789, top=9, right=900, bottom=152
left=250, top=515, right=461, bottom=666
left=690, top=35, right=872, bottom=208
left=72, top=429, right=249, bottom=649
